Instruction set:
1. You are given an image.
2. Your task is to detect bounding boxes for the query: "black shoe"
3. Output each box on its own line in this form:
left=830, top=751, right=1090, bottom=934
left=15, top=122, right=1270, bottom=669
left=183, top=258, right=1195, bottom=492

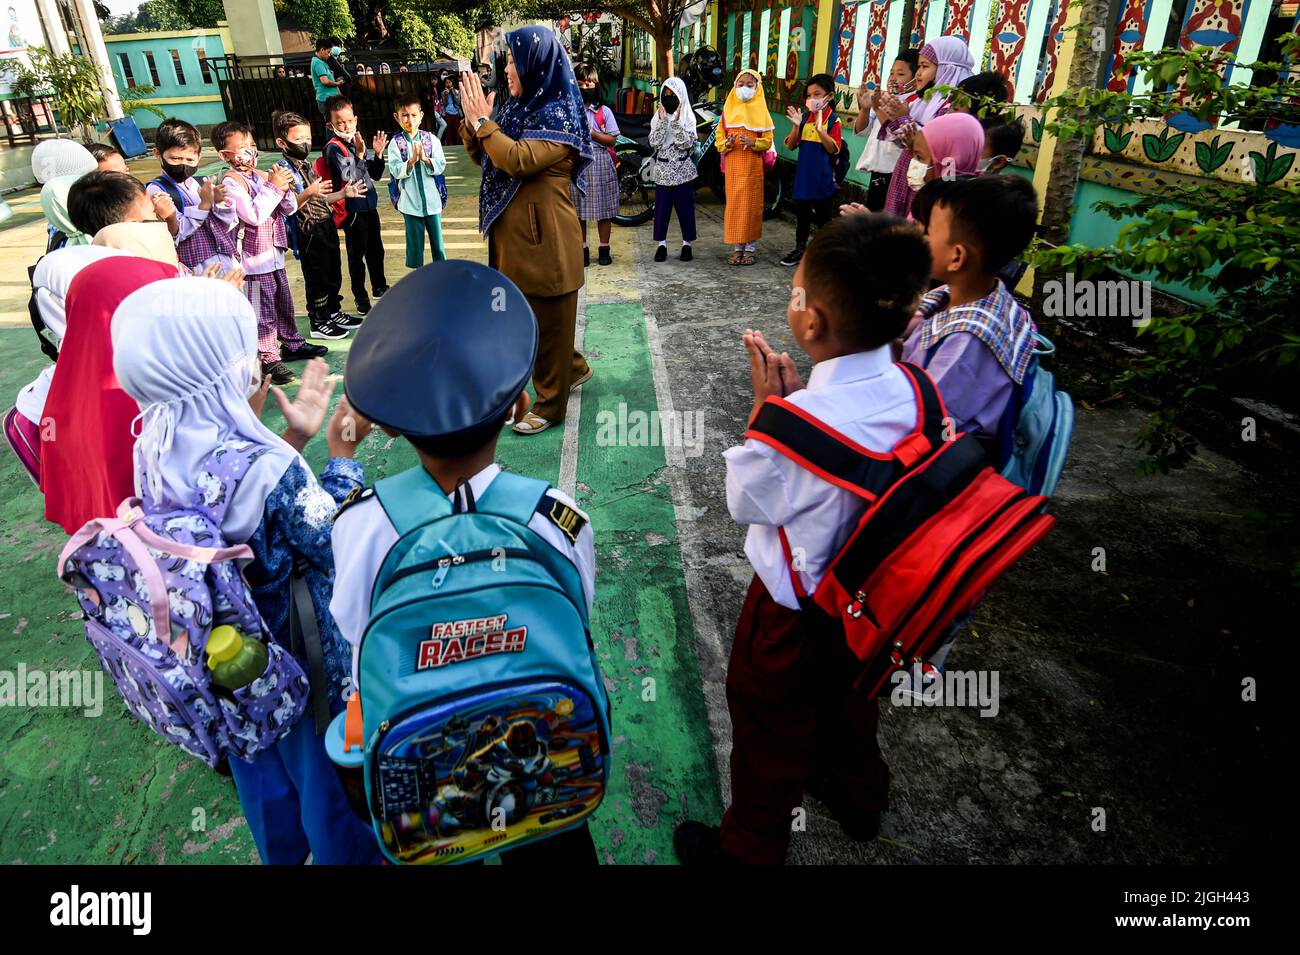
left=654, top=245, right=667, bottom=262
left=680, top=245, right=693, bottom=262
left=308, top=317, right=347, bottom=341
left=261, top=361, right=295, bottom=386
left=597, top=245, right=612, bottom=266
left=372, top=286, right=389, bottom=299
left=673, top=820, right=742, bottom=865
left=355, top=299, right=371, bottom=316
left=332, top=311, right=363, bottom=329
left=779, top=248, right=804, bottom=267
left=282, top=341, right=329, bottom=361
left=806, top=779, right=882, bottom=843
left=584, top=247, right=590, bottom=267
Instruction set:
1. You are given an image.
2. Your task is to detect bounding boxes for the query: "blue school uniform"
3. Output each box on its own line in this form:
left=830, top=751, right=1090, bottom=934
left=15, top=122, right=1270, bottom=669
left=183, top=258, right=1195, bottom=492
left=791, top=109, right=843, bottom=201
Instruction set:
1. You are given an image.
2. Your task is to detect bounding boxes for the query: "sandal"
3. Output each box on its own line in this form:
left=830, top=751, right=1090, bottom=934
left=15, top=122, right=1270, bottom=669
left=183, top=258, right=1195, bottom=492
left=728, top=251, right=745, bottom=266
left=737, top=251, right=756, bottom=266
left=512, top=412, right=554, bottom=435
left=570, top=367, right=593, bottom=392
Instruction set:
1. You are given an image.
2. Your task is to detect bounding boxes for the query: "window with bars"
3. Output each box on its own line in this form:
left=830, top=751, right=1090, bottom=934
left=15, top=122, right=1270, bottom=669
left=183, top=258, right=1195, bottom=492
left=197, top=47, right=213, bottom=84
left=144, top=50, right=161, bottom=86
left=170, top=49, right=186, bottom=85
left=117, top=52, right=136, bottom=89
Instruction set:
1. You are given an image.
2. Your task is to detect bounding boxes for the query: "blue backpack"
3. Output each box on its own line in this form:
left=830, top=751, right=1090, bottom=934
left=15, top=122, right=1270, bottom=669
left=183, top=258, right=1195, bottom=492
left=330, top=467, right=610, bottom=865
left=388, top=130, right=449, bottom=211
left=996, top=333, right=1074, bottom=497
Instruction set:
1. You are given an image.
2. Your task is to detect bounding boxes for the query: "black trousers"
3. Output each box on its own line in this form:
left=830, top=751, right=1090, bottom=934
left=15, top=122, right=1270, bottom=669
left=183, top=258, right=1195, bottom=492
left=341, top=209, right=388, bottom=306
left=298, top=218, right=343, bottom=320
left=794, top=196, right=836, bottom=249
left=865, top=171, right=892, bottom=212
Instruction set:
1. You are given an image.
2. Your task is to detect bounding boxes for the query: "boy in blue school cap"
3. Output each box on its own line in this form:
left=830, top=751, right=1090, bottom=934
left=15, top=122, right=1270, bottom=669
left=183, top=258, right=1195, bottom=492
left=328, top=260, right=602, bottom=865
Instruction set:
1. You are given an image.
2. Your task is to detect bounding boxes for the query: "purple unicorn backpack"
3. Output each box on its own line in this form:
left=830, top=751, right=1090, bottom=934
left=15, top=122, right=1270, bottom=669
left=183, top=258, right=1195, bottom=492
left=56, top=441, right=310, bottom=766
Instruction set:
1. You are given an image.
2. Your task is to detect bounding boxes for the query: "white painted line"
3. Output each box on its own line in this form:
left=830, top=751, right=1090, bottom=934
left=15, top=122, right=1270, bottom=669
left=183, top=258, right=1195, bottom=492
left=635, top=238, right=734, bottom=806
left=558, top=283, right=586, bottom=500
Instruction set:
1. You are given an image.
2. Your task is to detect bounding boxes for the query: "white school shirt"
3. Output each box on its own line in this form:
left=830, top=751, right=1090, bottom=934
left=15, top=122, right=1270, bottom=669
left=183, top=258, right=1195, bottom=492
left=722, top=347, right=918, bottom=610
left=330, top=463, right=596, bottom=685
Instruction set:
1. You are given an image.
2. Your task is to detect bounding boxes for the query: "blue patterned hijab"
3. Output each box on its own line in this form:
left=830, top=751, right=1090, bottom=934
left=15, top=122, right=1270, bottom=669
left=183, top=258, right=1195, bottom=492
left=478, top=26, right=595, bottom=234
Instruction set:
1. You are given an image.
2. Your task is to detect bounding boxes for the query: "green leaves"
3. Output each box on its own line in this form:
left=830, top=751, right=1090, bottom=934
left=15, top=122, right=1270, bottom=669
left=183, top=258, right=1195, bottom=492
left=1248, top=141, right=1296, bottom=186
left=1141, top=126, right=1186, bottom=163
left=1030, top=114, right=1044, bottom=144
left=1103, top=126, right=1134, bottom=154
left=1194, top=135, right=1234, bottom=175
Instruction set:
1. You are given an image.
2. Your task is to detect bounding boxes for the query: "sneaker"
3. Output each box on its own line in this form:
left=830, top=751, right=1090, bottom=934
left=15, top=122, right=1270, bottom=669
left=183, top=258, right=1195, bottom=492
left=309, top=317, right=348, bottom=340
left=597, top=245, right=612, bottom=266
left=584, top=247, right=590, bottom=267
left=779, top=248, right=804, bottom=267
left=261, top=361, right=295, bottom=386
left=672, top=821, right=742, bottom=866
left=282, top=341, right=329, bottom=361
left=332, top=311, right=363, bottom=329
left=372, top=286, right=389, bottom=299
left=680, top=245, right=693, bottom=262
left=654, top=245, right=667, bottom=262
left=355, top=299, right=371, bottom=316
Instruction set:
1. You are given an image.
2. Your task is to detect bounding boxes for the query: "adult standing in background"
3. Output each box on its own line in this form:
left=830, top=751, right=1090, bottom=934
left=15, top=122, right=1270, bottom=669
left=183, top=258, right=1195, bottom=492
left=440, top=77, right=463, bottom=144
left=459, top=26, right=594, bottom=436
left=311, top=37, right=344, bottom=121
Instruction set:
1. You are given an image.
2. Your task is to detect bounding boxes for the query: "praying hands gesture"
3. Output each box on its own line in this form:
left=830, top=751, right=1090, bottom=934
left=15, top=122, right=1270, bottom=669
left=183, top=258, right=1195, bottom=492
left=199, top=262, right=246, bottom=287
left=197, top=177, right=226, bottom=211
left=275, top=358, right=335, bottom=452
left=459, top=70, right=495, bottom=129
left=744, top=328, right=804, bottom=424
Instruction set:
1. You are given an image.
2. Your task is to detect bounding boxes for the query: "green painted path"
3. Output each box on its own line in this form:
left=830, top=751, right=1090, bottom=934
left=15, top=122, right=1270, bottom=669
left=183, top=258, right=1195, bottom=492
left=0, top=149, right=719, bottom=864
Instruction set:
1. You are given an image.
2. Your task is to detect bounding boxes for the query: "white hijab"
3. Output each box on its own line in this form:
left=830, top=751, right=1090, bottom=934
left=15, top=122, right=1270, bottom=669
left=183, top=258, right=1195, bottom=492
left=32, top=245, right=130, bottom=346
left=651, top=76, right=698, bottom=139
left=110, top=278, right=303, bottom=543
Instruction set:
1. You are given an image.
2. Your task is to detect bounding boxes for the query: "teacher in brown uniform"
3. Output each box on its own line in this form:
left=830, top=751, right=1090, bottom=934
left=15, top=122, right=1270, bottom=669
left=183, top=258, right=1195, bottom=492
left=459, top=27, right=595, bottom=436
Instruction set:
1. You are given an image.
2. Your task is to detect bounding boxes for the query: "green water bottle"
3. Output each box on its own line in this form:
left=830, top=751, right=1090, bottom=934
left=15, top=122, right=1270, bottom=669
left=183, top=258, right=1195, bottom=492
left=206, top=626, right=269, bottom=691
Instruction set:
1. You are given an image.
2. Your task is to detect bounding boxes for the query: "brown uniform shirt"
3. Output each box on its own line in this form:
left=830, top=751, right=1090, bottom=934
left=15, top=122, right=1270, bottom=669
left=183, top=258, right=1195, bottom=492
left=463, top=119, right=584, bottom=298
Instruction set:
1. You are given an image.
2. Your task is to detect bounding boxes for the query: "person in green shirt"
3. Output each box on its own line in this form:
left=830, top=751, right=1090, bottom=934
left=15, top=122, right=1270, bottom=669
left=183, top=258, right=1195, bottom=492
left=311, top=37, right=343, bottom=119
left=386, top=92, right=447, bottom=268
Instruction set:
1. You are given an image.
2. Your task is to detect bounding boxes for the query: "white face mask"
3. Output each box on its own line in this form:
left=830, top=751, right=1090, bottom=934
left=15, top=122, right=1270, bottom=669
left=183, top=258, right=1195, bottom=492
left=907, top=157, right=930, bottom=191
left=736, top=85, right=756, bottom=102
left=977, top=156, right=999, bottom=174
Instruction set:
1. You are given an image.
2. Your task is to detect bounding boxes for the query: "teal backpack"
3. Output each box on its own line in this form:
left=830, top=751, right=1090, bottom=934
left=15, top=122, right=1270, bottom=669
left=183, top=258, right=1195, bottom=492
left=996, top=333, right=1074, bottom=498
left=328, top=466, right=610, bottom=865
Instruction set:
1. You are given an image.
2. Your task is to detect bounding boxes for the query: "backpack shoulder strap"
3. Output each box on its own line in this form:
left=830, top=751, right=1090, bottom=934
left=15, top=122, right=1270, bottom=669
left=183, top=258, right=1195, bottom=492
left=373, top=466, right=453, bottom=537
left=150, top=175, right=186, bottom=210
left=475, top=470, right=551, bottom=527
left=744, top=362, right=951, bottom=501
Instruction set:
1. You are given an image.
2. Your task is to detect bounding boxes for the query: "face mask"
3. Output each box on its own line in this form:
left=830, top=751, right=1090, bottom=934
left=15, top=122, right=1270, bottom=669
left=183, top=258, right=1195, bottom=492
left=400, top=119, right=420, bottom=134
left=330, top=46, right=341, bottom=57
left=661, top=93, right=679, bottom=113
left=225, top=146, right=257, bottom=169
left=161, top=160, right=196, bottom=182
left=282, top=141, right=310, bottom=161
left=580, top=87, right=599, bottom=104
left=977, top=156, right=999, bottom=174
left=806, top=96, right=825, bottom=112
left=736, top=85, right=756, bottom=102
left=907, top=157, right=930, bottom=191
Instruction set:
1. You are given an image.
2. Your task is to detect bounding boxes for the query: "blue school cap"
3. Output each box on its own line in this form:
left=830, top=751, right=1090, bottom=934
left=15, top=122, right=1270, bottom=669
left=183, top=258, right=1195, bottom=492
left=344, top=261, right=538, bottom=437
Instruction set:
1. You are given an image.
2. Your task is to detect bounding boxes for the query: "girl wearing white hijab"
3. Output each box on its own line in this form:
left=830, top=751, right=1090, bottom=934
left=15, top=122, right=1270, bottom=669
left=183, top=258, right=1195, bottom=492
left=110, top=277, right=381, bottom=865
left=649, top=75, right=699, bottom=262
left=3, top=245, right=129, bottom=484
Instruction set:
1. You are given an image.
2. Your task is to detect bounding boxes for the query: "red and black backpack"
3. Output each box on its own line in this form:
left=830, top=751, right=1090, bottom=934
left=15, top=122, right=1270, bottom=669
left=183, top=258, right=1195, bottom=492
left=745, top=361, right=1056, bottom=697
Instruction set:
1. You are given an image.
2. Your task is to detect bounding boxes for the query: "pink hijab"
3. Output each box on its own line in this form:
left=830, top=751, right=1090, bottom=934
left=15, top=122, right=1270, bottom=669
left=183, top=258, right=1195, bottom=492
left=919, top=112, right=985, bottom=178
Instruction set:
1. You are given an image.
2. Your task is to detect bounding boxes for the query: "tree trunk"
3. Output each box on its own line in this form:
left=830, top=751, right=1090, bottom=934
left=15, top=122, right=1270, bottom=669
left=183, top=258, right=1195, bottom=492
left=1034, top=0, right=1112, bottom=312
left=654, top=25, right=674, bottom=82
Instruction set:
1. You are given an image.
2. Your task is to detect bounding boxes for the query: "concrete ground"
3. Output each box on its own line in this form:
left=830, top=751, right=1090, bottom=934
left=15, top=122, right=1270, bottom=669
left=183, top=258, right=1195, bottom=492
left=0, top=146, right=1280, bottom=864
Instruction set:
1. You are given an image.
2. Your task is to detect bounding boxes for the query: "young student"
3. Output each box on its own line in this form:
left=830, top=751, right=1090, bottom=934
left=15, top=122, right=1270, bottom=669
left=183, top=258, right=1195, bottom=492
left=853, top=49, right=919, bottom=212
left=780, top=73, right=843, bottom=267
left=648, top=76, right=697, bottom=262
left=40, top=174, right=92, bottom=253
left=673, top=213, right=933, bottom=865
left=719, top=69, right=774, bottom=266
left=952, top=70, right=1011, bottom=126
left=311, top=36, right=344, bottom=120
left=87, top=143, right=128, bottom=173
left=273, top=110, right=363, bottom=339
left=323, top=95, right=389, bottom=314
left=66, top=171, right=161, bottom=237
left=147, top=117, right=238, bottom=274
left=903, top=111, right=985, bottom=194
left=572, top=64, right=620, bottom=267
left=215, top=120, right=324, bottom=385
left=901, top=174, right=1039, bottom=446
left=980, top=119, right=1025, bottom=174
left=329, top=261, right=600, bottom=865
left=110, top=277, right=382, bottom=866
left=386, top=92, right=448, bottom=269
